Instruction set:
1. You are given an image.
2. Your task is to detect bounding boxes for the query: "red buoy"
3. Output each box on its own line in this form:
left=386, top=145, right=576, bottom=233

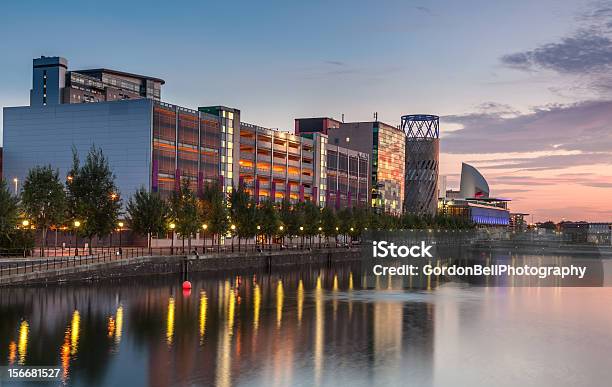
left=182, top=280, right=192, bottom=290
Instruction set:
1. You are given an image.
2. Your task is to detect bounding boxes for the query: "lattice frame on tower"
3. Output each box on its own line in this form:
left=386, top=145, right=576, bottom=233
left=402, top=114, right=440, bottom=216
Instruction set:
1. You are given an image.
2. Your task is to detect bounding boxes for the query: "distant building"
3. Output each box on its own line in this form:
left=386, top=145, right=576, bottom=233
left=459, top=162, right=489, bottom=198
left=438, top=175, right=447, bottom=199
left=509, top=213, right=529, bottom=231
left=560, top=222, right=612, bottom=244
left=439, top=163, right=510, bottom=226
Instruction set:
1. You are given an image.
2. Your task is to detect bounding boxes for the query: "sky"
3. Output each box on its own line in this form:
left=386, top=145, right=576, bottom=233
left=1, top=0, right=611, bottom=222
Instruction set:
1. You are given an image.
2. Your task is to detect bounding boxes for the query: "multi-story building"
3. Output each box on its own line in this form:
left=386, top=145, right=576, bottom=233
left=560, top=222, right=612, bottom=245
left=239, top=123, right=317, bottom=203
left=325, top=143, right=369, bottom=209
left=31, top=56, right=163, bottom=106
left=238, top=123, right=369, bottom=207
left=438, top=162, right=510, bottom=226
left=4, top=56, right=369, bottom=212
left=151, top=103, right=239, bottom=197
left=4, top=57, right=238, bottom=200
left=296, top=119, right=405, bottom=215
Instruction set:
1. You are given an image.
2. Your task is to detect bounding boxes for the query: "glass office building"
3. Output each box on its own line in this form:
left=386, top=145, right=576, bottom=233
left=326, top=144, right=369, bottom=209
left=151, top=103, right=233, bottom=197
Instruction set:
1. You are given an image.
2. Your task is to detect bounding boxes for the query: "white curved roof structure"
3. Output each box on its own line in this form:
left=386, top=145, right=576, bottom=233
left=459, top=163, right=489, bottom=198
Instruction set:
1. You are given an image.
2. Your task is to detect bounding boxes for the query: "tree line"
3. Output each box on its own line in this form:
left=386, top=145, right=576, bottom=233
left=0, top=146, right=474, bottom=256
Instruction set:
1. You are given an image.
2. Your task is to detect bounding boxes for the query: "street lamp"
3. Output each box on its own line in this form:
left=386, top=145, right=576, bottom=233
left=169, top=223, right=176, bottom=255
left=299, top=226, right=304, bottom=248
left=73, top=220, right=81, bottom=256
left=318, top=226, right=323, bottom=248
left=13, top=178, right=18, bottom=195
left=202, top=224, right=208, bottom=251
left=278, top=225, right=285, bottom=249
left=230, top=224, right=236, bottom=252
left=118, top=221, right=124, bottom=250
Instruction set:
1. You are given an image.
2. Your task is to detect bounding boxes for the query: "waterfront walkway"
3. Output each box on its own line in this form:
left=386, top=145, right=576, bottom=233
left=0, top=244, right=362, bottom=286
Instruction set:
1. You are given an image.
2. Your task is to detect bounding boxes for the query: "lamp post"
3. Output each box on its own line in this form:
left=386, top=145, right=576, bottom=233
left=202, top=224, right=208, bottom=252
left=13, top=178, right=19, bottom=195
left=230, top=224, right=236, bottom=252
left=256, top=225, right=261, bottom=250
left=335, top=226, right=339, bottom=247
left=73, top=220, right=81, bottom=256
left=118, top=221, right=124, bottom=253
left=299, top=226, right=304, bottom=248
left=318, top=226, right=322, bottom=248
left=279, top=225, right=284, bottom=249
left=169, top=223, right=176, bottom=255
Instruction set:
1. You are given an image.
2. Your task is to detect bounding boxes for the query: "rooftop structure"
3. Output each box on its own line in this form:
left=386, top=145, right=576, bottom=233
left=30, top=56, right=164, bottom=106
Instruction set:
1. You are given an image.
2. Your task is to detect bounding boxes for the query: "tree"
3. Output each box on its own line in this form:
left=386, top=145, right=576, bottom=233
left=300, top=201, right=321, bottom=246
left=337, top=207, right=354, bottom=245
left=200, top=181, right=228, bottom=249
left=0, top=180, right=20, bottom=248
left=67, top=146, right=122, bottom=254
left=21, top=165, right=67, bottom=256
left=169, top=178, right=199, bottom=253
left=321, top=207, right=338, bottom=245
left=257, top=199, right=279, bottom=247
left=229, top=182, right=257, bottom=250
left=279, top=199, right=302, bottom=246
left=126, top=187, right=170, bottom=253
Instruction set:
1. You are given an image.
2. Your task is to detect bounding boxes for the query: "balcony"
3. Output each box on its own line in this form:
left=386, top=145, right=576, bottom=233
left=273, top=170, right=286, bottom=179
left=258, top=141, right=271, bottom=149
left=240, top=165, right=254, bottom=174
left=240, top=136, right=255, bottom=146
left=240, top=152, right=255, bottom=160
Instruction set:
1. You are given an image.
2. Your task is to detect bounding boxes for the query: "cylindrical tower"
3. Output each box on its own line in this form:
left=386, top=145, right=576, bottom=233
left=402, top=114, right=440, bottom=216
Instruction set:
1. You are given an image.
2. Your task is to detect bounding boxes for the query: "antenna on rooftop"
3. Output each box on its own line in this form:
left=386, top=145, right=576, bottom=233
left=374, top=112, right=378, bottom=121
left=341, top=113, right=345, bottom=123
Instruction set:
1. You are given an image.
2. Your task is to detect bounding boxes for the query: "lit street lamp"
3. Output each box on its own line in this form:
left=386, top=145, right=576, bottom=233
left=118, top=221, right=124, bottom=250
left=73, top=220, right=81, bottom=256
left=230, top=224, right=236, bottom=252
left=13, top=177, right=19, bottom=195
left=169, top=223, right=176, bottom=255
left=202, top=224, right=208, bottom=252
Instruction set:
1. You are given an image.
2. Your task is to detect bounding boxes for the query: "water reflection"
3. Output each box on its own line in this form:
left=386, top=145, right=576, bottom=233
left=0, top=258, right=611, bottom=386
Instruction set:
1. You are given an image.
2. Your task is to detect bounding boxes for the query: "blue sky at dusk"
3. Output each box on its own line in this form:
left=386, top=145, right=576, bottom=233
left=2, top=0, right=612, bottom=221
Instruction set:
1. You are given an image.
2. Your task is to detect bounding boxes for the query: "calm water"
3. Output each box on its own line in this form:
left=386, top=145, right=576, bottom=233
left=1, top=257, right=612, bottom=387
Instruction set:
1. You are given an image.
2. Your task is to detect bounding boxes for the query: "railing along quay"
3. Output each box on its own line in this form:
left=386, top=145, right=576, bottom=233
left=0, top=242, right=359, bottom=279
